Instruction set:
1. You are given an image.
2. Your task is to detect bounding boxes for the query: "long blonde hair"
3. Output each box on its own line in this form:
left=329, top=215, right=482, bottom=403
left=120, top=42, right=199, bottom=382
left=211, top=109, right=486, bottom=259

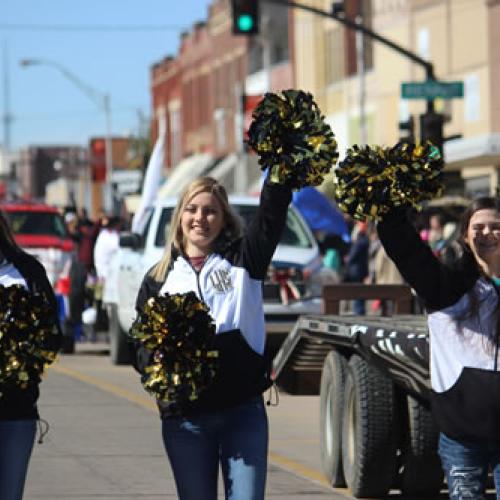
left=150, top=177, right=242, bottom=282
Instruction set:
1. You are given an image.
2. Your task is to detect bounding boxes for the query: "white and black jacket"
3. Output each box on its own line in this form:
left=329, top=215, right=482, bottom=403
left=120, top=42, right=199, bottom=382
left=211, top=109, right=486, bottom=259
left=134, top=180, right=292, bottom=418
left=0, top=250, right=61, bottom=421
left=378, top=209, right=500, bottom=442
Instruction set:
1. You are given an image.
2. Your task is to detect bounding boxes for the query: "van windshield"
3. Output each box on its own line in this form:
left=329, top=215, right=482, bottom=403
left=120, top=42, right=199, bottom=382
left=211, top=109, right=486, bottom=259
left=154, top=204, right=312, bottom=249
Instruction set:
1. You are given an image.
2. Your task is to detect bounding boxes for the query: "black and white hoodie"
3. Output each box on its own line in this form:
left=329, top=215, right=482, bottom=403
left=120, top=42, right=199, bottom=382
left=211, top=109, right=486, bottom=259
left=134, top=180, right=292, bottom=418
left=378, top=209, right=500, bottom=442
left=0, top=250, right=61, bottom=421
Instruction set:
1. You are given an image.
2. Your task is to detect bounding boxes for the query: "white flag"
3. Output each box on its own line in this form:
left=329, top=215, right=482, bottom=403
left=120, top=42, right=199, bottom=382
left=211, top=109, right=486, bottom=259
left=131, top=112, right=166, bottom=233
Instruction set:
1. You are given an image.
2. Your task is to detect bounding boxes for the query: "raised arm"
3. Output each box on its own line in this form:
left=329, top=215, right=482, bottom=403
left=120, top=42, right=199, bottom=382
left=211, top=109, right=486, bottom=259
left=377, top=208, right=478, bottom=310
left=238, top=180, right=292, bottom=280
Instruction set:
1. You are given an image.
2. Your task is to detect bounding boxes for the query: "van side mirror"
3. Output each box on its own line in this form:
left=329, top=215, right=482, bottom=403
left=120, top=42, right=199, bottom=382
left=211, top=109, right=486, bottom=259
left=119, top=232, right=143, bottom=250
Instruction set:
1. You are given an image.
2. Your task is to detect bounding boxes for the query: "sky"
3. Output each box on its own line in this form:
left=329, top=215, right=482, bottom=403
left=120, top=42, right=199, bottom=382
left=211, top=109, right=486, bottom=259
left=1, top=0, right=213, bottom=150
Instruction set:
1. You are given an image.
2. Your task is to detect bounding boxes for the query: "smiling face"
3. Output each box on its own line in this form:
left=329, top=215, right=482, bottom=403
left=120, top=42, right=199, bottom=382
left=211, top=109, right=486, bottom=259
left=465, top=208, right=500, bottom=273
left=181, top=190, right=224, bottom=257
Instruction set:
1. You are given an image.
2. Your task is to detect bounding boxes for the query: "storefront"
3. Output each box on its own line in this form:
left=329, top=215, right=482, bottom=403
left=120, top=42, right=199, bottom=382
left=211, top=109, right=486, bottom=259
left=444, top=133, right=500, bottom=197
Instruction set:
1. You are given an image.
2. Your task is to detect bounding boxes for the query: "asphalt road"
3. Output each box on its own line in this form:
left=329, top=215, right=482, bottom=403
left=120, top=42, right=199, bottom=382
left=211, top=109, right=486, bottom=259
left=23, top=342, right=349, bottom=500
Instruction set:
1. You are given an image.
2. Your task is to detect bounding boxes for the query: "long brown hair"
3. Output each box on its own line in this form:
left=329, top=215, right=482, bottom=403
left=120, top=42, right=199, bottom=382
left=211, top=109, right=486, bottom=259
left=150, top=177, right=242, bottom=282
left=455, top=196, right=500, bottom=351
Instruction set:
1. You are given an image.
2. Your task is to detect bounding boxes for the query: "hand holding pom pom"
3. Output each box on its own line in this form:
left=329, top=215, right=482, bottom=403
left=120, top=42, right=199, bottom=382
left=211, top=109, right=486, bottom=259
left=129, top=292, right=218, bottom=404
left=333, top=141, right=444, bottom=221
left=0, top=284, right=59, bottom=397
left=247, top=89, right=339, bottom=189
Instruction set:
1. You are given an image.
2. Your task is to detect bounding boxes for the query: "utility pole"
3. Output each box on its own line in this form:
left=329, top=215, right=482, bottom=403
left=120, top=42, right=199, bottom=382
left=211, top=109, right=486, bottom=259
left=2, top=41, right=12, bottom=153
left=234, top=80, right=247, bottom=194
left=355, top=11, right=367, bottom=144
left=20, top=58, right=114, bottom=212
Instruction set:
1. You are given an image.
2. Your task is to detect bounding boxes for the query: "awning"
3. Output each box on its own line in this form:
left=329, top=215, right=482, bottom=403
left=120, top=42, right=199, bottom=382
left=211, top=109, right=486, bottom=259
left=210, top=153, right=238, bottom=182
left=445, top=133, right=500, bottom=169
left=158, top=153, right=214, bottom=199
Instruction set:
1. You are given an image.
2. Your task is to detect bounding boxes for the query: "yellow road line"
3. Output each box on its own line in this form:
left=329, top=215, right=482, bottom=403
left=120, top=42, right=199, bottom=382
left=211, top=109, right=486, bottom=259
left=53, top=364, right=332, bottom=490
left=268, top=451, right=329, bottom=486
left=52, top=364, right=157, bottom=412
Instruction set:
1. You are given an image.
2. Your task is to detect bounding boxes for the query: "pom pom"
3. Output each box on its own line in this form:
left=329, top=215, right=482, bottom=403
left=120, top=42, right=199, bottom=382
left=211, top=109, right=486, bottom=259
left=333, top=141, right=444, bottom=221
left=247, top=89, right=339, bottom=189
left=129, top=292, right=218, bottom=404
left=0, top=285, right=59, bottom=397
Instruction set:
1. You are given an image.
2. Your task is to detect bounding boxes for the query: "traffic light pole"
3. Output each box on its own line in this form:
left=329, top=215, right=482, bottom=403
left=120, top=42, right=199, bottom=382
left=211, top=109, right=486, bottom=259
left=262, top=0, right=436, bottom=112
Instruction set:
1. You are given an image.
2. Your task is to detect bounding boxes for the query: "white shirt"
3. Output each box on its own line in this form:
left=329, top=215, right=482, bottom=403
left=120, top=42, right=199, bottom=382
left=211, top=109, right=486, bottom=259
left=93, top=229, right=119, bottom=281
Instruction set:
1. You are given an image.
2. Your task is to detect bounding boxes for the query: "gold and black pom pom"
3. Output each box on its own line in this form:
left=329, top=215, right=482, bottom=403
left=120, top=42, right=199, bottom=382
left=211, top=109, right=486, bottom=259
left=333, top=141, right=444, bottom=221
left=0, top=284, right=59, bottom=397
left=246, top=89, right=339, bottom=189
left=129, top=292, right=218, bottom=404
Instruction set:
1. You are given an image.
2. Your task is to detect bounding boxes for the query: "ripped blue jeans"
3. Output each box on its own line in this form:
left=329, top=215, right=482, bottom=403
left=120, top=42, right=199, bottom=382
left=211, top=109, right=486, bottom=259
left=161, top=396, right=268, bottom=500
left=439, top=433, right=500, bottom=499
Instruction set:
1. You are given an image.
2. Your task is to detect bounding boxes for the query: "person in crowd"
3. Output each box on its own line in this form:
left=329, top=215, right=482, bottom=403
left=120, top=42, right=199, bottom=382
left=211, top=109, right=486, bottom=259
left=0, top=211, right=61, bottom=500
left=317, top=232, right=350, bottom=276
left=93, top=216, right=121, bottom=335
left=76, top=211, right=100, bottom=275
left=377, top=196, right=500, bottom=499
left=343, top=221, right=370, bottom=314
left=427, top=213, right=446, bottom=256
left=133, top=175, right=292, bottom=500
left=93, top=216, right=121, bottom=282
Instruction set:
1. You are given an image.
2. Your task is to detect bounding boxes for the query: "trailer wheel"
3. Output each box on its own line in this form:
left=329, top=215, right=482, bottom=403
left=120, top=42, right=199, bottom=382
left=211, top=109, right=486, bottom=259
left=319, top=350, right=347, bottom=487
left=341, top=354, right=397, bottom=498
left=398, top=395, right=443, bottom=497
left=109, top=304, right=132, bottom=365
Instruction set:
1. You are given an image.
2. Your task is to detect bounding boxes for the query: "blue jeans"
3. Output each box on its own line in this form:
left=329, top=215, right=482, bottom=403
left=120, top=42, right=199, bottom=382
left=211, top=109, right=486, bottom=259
left=438, top=432, right=500, bottom=499
left=162, top=396, right=268, bottom=500
left=0, top=419, right=37, bottom=500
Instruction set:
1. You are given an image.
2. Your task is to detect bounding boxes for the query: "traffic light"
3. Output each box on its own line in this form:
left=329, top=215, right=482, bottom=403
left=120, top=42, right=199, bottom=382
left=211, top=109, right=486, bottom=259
left=90, top=138, right=106, bottom=182
left=231, top=0, right=259, bottom=35
left=398, top=115, right=415, bottom=143
left=420, top=111, right=444, bottom=154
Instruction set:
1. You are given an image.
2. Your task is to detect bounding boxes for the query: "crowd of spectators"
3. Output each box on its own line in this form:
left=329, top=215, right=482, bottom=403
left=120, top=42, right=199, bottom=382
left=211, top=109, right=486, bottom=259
left=315, top=205, right=464, bottom=316
left=61, top=207, right=124, bottom=342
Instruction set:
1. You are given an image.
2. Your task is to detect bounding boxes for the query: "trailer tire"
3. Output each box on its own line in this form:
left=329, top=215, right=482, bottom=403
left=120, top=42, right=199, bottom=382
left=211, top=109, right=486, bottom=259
left=109, top=304, right=132, bottom=365
left=319, top=350, right=347, bottom=487
left=341, top=354, right=397, bottom=498
left=398, top=395, right=443, bottom=497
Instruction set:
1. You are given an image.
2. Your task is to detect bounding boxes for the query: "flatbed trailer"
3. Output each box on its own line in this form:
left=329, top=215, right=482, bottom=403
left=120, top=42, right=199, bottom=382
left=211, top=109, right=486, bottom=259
left=271, top=285, right=444, bottom=498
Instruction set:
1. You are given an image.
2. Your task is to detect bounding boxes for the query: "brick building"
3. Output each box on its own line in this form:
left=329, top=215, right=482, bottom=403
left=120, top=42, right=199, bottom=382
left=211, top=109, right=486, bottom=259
left=150, top=0, right=294, bottom=193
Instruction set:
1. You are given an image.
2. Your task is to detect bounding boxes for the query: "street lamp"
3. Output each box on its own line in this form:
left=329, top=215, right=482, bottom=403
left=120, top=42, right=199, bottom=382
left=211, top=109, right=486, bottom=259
left=20, top=58, right=114, bottom=213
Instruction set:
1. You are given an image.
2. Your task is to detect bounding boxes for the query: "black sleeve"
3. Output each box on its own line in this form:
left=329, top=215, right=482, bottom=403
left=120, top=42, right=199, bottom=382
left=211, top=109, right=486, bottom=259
left=377, top=208, right=478, bottom=310
left=135, top=271, right=161, bottom=313
left=131, top=271, right=162, bottom=374
left=238, top=180, right=292, bottom=279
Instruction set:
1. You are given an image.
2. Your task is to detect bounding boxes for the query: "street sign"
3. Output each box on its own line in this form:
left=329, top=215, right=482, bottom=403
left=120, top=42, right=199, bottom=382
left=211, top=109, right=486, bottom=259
left=401, top=80, right=464, bottom=100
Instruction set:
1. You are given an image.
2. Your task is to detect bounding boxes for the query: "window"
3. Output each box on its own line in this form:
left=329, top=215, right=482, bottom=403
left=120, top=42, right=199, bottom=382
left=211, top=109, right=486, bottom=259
left=4, top=211, right=68, bottom=238
left=233, top=204, right=313, bottom=249
left=326, top=0, right=373, bottom=82
left=155, top=208, right=174, bottom=247
left=325, top=28, right=345, bottom=85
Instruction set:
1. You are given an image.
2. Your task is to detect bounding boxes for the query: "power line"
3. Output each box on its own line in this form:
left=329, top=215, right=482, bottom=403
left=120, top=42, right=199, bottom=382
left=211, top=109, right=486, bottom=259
left=0, top=23, right=185, bottom=32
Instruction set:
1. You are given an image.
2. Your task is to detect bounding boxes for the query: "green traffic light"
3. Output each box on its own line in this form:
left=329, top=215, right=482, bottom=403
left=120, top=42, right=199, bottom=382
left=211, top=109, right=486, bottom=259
left=237, top=14, right=254, bottom=32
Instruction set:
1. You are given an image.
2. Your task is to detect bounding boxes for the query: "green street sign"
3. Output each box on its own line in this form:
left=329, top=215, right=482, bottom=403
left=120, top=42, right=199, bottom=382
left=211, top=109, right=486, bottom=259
left=401, top=80, right=464, bottom=100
